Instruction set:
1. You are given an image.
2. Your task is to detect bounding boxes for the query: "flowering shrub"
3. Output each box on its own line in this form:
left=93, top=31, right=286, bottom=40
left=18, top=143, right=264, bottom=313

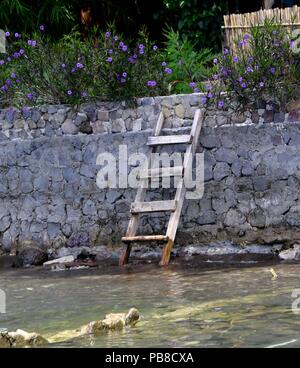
left=0, top=27, right=169, bottom=107
left=202, top=20, right=300, bottom=111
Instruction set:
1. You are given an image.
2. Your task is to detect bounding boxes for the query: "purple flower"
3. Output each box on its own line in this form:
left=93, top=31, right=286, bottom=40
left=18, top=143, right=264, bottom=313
left=106, top=57, right=113, bottom=63
left=164, top=67, right=172, bottom=74
left=5, top=31, right=10, bottom=37
left=11, top=73, right=16, bottom=78
left=19, top=49, right=25, bottom=55
left=1, top=85, right=8, bottom=91
left=71, top=67, right=76, bottom=73
left=16, top=79, right=20, bottom=83
left=105, top=31, right=111, bottom=38
left=205, top=84, right=211, bottom=91
left=7, top=57, right=11, bottom=62
left=161, top=62, right=167, bottom=67
left=238, top=41, right=245, bottom=48
left=67, top=90, right=73, bottom=96
left=139, top=49, right=144, bottom=55
left=218, top=101, right=225, bottom=109
left=39, top=25, right=45, bottom=32
left=233, top=56, right=239, bottom=63
left=14, top=33, right=20, bottom=38
left=290, top=40, right=296, bottom=49
left=238, top=76, right=243, bottom=83
left=147, top=80, right=157, bottom=87
left=270, top=67, right=276, bottom=74
left=119, top=41, right=124, bottom=48
left=108, top=49, right=113, bottom=54
left=189, top=82, right=196, bottom=88
left=120, top=78, right=126, bottom=83
left=81, top=91, right=88, bottom=97
left=201, top=96, right=207, bottom=105
left=0, top=60, right=4, bottom=65
left=213, top=58, right=218, bottom=64
left=194, top=88, right=199, bottom=93
left=61, top=63, right=66, bottom=69
left=13, top=52, right=20, bottom=58
left=223, top=48, right=229, bottom=55
left=153, top=45, right=158, bottom=51
left=76, top=63, right=84, bottom=69
left=139, top=44, right=145, bottom=49
left=133, top=54, right=137, bottom=59
left=122, top=72, right=127, bottom=78
left=244, top=34, right=250, bottom=40
left=122, top=45, right=128, bottom=52
left=246, top=66, right=253, bottom=73
left=241, top=82, right=247, bottom=89
left=27, top=93, right=33, bottom=100
left=27, top=40, right=32, bottom=46
left=259, top=82, right=265, bottom=88
left=114, top=36, right=118, bottom=41
left=207, top=92, right=214, bottom=99
left=6, top=79, right=12, bottom=86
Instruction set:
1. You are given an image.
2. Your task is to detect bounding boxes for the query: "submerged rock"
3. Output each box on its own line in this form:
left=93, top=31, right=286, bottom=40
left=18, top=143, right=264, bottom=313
left=279, top=244, right=300, bottom=261
left=0, top=329, right=49, bottom=347
left=182, top=241, right=282, bottom=257
left=49, top=308, right=140, bottom=343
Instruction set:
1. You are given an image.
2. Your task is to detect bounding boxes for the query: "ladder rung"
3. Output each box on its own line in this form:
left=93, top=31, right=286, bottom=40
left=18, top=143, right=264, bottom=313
left=139, top=166, right=183, bottom=180
left=147, top=135, right=192, bottom=146
left=131, top=200, right=177, bottom=214
left=122, top=235, right=169, bottom=243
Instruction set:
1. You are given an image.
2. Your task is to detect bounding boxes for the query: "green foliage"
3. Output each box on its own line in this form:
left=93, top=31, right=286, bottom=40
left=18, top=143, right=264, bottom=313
left=203, top=19, right=299, bottom=111
left=163, top=28, right=214, bottom=94
left=0, top=28, right=169, bottom=107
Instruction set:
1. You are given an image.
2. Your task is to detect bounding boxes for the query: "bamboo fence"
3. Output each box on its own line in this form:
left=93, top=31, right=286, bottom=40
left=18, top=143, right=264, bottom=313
left=223, top=5, right=300, bottom=49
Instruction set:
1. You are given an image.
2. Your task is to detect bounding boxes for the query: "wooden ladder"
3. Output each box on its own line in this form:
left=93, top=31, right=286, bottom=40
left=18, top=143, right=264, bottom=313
left=119, top=108, right=205, bottom=266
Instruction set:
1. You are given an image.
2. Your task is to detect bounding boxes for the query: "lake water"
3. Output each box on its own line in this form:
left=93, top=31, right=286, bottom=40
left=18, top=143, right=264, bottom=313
left=1, top=258, right=300, bottom=348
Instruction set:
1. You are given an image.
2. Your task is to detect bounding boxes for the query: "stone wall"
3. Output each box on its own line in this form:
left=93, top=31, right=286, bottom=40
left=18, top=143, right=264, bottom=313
left=1, top=93, right=300, bottom=254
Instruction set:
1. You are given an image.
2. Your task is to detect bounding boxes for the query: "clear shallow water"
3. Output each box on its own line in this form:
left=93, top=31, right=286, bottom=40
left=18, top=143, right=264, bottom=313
left=1, top=259, right=300, bottom=348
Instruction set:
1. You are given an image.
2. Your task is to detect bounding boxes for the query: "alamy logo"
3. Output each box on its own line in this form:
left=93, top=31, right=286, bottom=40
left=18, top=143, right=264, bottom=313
left=0, top=30, right=5, bottom=53
left=96, top=145, right=205, bottom=200
left=0, top=289, right=6, bottom=314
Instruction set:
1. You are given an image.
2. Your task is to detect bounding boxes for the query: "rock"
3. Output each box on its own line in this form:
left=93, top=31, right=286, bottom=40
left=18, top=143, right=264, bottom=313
left=224, top=209, right=246, bottom=227
left=279, top=244, right=300, bottom=261
left=18, top=246, right=48, bottom=266
left=80, top=321, right=105, bottom=335
left=286, top=100, right=300, bottom=112
left=175, top=104, right=185, bottom=119
left=49, top=308, right=140, bottom=343
left=231, top=112, right=246, bottom=124
left=5, top=329, right=48, bottom=347
left=62, top=119, right=79, bottom=135
left=43, top=255, right=75, bottom=267
left=183, top=241, right=281, bottom=257
left=79, top=121, right=92, bottom=134
left=0, top=333, right=11, bottom=348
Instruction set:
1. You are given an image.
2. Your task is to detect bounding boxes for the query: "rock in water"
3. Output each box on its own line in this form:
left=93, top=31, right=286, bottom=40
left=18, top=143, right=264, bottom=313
left=1, top=329, right=49, bottom=347
left=43, top=255, right=75, bottom=267
left=18, top=247, right=48, bottom=266
left=0, top=333, right=11, bottom=348
left=279, top=244, right=300, bottom=261
left=125, top=308, right=140, bottom=326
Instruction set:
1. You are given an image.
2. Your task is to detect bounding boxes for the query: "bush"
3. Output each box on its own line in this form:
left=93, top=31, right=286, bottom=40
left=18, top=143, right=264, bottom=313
left=0, top=27, right=170, bottom=107
left=164, top=28, right=214, bottom=94
left=202, top=20, right=300, bottom=111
